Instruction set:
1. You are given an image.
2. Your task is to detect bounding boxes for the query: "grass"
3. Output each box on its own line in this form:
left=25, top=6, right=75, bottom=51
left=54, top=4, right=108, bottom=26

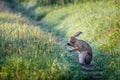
left=0, top=10, right=84, bottom=80
left=40, top=0, right=120, bottom=80
left=1, top=0, right=120, bottom=80
left=41, top=1, right=120, bottom=53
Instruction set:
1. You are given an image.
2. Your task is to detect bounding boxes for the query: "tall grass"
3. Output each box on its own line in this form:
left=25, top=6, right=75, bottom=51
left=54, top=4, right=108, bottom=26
left=41, top=0, right=120, bottom=53
left=0, top=11, right=84, bottom=80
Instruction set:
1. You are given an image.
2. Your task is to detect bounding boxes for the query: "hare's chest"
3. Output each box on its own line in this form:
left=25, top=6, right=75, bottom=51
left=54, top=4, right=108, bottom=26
left=78, top=52, right=84, bottom=64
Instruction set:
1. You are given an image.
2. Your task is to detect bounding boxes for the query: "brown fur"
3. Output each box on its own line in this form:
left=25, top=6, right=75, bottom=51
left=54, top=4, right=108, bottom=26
left=67, top=32, right=92, bottom=65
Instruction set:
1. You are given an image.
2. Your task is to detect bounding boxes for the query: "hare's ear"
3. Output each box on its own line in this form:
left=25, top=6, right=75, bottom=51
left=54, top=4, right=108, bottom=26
left=73, top=32, right=83, bottom=37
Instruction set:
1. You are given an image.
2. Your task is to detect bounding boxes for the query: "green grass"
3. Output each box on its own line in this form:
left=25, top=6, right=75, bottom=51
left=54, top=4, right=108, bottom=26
left=40, top=1, right=120, bottom=80
left=1, top=0, right=120, bottom=80
left=41, top=1, right=120, bottom=53
left=0, top=11, right=84, bottom=80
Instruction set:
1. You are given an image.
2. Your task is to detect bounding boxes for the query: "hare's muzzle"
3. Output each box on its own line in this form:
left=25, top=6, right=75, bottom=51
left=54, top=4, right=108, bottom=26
left=67, top=43, right=71, bottom=46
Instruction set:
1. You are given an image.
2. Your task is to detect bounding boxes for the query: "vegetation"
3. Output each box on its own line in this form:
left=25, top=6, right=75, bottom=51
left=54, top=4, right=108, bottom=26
left=40, top=1, right=120, bottom=79
left=1, top=0, right=120, bottom=80
left=6, top=0, right=102, bottom=6
left=0, top=7, right=83, bottom=80
left=41, top=1, right=120, bottom=53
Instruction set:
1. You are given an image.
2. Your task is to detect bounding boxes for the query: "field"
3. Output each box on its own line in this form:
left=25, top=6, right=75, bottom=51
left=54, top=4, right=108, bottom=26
left=0, top=0, right=120, bottom=80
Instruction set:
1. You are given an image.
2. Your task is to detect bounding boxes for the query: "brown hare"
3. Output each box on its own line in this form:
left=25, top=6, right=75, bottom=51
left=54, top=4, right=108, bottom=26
left=67, top=32, right=92, bottom=65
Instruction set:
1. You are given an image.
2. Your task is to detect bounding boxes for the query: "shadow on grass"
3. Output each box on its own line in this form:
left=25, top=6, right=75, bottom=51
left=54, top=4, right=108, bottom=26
left=3, top=0, right=68, bottom=40
left=4, top=0, right=48, bottom=21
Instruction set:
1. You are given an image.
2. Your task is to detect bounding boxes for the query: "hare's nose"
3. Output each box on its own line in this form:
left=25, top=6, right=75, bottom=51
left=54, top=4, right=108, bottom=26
left=67, top=43, right=71, bottom=46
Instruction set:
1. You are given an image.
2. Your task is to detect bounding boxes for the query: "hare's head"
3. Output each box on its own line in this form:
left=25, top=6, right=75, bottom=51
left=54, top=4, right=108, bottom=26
left=67, top=32, right=82, bottom=46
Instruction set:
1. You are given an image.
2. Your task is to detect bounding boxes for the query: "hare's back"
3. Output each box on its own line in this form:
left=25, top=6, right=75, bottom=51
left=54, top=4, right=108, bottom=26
left=77, top=40, right=92, bottom=52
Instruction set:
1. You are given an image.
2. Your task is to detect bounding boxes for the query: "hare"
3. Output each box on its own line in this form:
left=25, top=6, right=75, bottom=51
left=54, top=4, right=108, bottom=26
left=67, top=32, right=92, bottom=65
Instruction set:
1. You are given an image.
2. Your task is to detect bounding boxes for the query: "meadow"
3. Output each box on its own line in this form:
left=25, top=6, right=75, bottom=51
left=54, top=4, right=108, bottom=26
left=0, top=0, right=120, bottom=80
left=0, top=4, right=82, bottom=80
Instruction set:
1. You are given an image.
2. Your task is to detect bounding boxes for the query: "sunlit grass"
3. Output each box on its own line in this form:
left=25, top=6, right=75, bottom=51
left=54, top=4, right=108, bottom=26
left=1, top=0, right=120, bottom=80
left=0, top=11, right=83, bottom=80
left=41, top=1, right=120, bottom=53
left=40, top=1, right=120, bottom=80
